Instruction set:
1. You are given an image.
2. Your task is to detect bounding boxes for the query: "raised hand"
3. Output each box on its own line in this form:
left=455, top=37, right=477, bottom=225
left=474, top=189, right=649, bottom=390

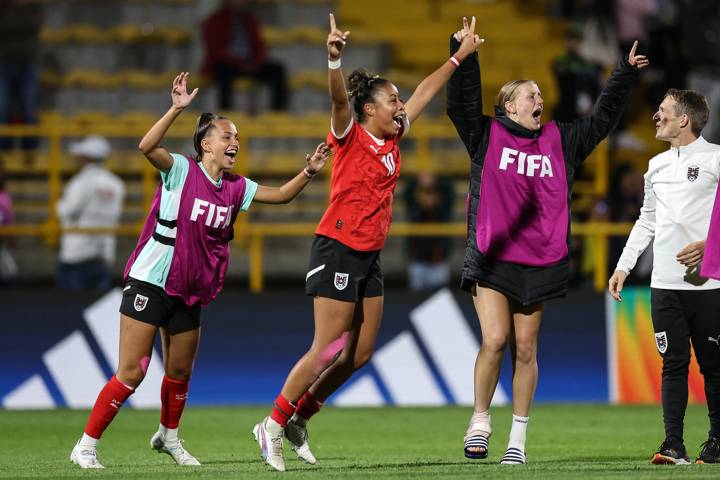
left=627, top=40, right=649, bottom=69
left=327, top=13, right=351, bottom=60
left=171, top=72, right=198, bottom=109
left=306, top=142, right=332, bottom=174
left=454, top=16, right=484, bottom=60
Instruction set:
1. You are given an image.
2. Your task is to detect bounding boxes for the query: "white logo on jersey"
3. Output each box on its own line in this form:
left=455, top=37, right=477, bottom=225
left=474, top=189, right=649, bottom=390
left=190, top=199, right=233, bottom=228
left=369, top=144, right=381, bottom=154
left=499, top=147, right=553, bottom=177
left=380, top=153, right=396, bottom=176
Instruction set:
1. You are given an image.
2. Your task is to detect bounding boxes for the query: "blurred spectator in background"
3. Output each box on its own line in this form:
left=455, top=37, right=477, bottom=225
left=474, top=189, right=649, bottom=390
left=0, top=160, right=17, bottom=284
left=56, top=136, right=124, bottom=291
left=607, top=164, right=652, bottom=283
left=201, top=0, right=289, bottom=112
left=403, top=172, right=454, bottom=292
left=683, top=0, right=720, bottom=143
left=0, top=0, right=43, bottom=159
left=552, top=24, right=603, bottom=122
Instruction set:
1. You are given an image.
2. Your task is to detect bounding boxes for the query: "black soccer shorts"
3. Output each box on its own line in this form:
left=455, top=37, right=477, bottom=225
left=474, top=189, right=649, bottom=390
left=305, top=235, right=383, bottom=302
left=119, top=277, right=201, bottom=334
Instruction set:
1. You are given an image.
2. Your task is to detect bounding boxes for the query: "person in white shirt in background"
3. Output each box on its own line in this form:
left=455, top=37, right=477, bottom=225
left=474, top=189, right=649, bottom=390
left=57, top=135, right=125, bottom=290
left=609, top=89, right=720, bottom=465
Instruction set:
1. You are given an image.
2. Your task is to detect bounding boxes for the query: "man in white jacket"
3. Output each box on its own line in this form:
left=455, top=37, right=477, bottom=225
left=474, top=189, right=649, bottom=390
left=57, top=135, right=125, bottom=290
left=609, top=89, right=720, bottom=465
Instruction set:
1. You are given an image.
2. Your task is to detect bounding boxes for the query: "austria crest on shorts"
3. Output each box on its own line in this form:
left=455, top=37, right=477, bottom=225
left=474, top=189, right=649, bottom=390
left=687, top=165, right=700, bottom=182
left=334, top=272, right=349, bottom=290
left=655, top=331, right=668, bottom=354
left=134, top=294, right=149, bottom=312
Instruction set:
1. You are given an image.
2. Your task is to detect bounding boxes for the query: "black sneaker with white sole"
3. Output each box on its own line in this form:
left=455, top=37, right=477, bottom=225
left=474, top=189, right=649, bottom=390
left=651, top=439, right=690, bottom=465
left=696, top=436, right=720, bottom=464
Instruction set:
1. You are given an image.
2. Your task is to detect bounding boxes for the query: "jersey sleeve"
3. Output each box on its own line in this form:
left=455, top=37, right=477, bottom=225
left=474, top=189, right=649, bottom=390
left=161, top=153, right=191, bottom=191
left=241, top=178, right=258, bottom=211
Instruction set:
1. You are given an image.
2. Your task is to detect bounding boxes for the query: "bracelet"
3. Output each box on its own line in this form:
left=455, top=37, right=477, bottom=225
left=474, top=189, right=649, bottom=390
left=328, top=57, right=342, bottom=69
left=449, top=55, right=460, bottom=67
left=303, top=166, right=316, bottom=178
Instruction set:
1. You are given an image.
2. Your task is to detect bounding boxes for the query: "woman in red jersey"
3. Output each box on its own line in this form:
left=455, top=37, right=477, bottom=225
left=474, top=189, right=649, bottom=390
left=253, top=14, right=482, bottom=472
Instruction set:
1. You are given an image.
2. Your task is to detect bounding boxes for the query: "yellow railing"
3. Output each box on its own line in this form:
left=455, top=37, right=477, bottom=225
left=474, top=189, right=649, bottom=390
left=0, top=121, right=619, bottom=292
left=0, top=220, right=632, bottom=293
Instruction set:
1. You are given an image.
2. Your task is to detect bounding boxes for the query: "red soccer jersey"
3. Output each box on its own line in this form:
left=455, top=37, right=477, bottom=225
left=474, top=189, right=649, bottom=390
left=316, top=120, right=405, bottom=251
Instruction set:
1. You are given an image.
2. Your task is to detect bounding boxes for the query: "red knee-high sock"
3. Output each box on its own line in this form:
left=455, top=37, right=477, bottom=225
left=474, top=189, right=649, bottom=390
left=84, top=376, right=134, bottom=439
left=270, top=394, right=296, bottom=428
left=160, top=376, right=189, bottom=429
left=295, top=391, right=324, bottom=421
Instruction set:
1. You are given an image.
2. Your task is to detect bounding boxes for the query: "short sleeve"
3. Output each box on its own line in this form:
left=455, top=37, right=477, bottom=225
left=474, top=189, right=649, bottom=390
left=161, top=153, right=191, bottom=191
left=241, top=178, right=258, bottom=211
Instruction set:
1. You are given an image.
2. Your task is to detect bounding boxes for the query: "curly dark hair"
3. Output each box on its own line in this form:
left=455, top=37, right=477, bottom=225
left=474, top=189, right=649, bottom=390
left=347, top=69, right=390, bottom=123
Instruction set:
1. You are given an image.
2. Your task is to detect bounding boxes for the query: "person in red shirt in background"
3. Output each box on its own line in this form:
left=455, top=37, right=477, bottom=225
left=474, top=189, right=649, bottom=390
left=201, top=0, right=288, bottom=112
left=252, top=13, right=482, bottom=473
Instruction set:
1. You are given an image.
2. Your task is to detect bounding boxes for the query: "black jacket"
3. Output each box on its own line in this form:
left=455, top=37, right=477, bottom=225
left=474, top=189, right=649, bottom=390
left=447, top=36, right=639, bottom=253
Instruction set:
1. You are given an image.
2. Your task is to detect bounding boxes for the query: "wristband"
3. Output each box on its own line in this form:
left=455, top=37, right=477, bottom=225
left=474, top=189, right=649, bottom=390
left=328, top=57, right=342, bottom=69
left=449, top=55, right=460, bottom=67
left=303, top=166, right=316, bottom=178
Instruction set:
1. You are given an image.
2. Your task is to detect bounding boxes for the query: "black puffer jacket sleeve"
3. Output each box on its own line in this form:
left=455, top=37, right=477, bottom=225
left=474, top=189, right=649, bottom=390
left=558, top=56, right=639, bottom=170
left=447, top=36, right=491, bottom=160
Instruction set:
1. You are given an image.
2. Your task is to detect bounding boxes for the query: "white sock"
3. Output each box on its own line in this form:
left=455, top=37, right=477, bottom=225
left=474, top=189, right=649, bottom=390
left=157, top=424, right=168, bottom=437
left=508, top=414, right=529, bottom=451
left=79, top=433, right=98, bottom=447
left=290, top=413, right=308, bottom=427
left=265, top=416, right=284, bottom=435
left=164, top=427, right=179, bottom=442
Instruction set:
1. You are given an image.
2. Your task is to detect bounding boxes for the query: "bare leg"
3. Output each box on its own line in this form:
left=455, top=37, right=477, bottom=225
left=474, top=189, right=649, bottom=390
left=509, top=302, right=543, bottom=417
left=159, top=327, right=201, bottom=381
left=116, top=315, right=158, bottom=387
left=309, top=295, right=384, bottom=400
left=280, top=297, right=357, bottom=402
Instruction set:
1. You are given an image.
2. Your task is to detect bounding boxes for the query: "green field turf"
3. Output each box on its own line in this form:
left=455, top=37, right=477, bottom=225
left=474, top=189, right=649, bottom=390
left=0, top=405, right=718, bottom=479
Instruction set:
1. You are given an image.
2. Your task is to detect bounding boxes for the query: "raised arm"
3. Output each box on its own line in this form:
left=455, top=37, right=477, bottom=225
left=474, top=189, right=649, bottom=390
left=253, top=143, right=332, bottom=204
left=138, top=72, right=198, bottom=172
left=327, top=14, right=352, bottom=136
left=446, top=17, right=487, bottom=158
left=405, top=16, right=483, bottom=124
left=561, top=41, right=649, bottom=167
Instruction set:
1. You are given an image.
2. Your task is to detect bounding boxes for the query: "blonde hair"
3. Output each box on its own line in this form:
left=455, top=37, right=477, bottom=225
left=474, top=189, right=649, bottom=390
left=495, top=79, right=537, bottom=114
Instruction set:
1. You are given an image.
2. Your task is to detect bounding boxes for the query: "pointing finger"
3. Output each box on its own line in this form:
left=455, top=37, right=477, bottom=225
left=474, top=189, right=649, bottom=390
left=469, top=15, right=476, bottom=33
left=329, top=13, right=336, bottom=31
left=629, top=40, right=638, bottom=58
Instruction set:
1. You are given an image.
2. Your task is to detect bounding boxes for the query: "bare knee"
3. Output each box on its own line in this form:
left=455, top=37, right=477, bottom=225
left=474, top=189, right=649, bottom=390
left=481, top=333, right=508, bottom=356
left=116, top=366, right=145, bottom=388
left=514, top=340, right=537, bottom=366
left=165, top=365, right=193, bottom=381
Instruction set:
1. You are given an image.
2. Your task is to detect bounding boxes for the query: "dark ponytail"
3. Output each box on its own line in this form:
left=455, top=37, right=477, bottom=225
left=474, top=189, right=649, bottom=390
left=347, top=69, right=390, bottom=123
left=193, top=112, right=228, bottom=161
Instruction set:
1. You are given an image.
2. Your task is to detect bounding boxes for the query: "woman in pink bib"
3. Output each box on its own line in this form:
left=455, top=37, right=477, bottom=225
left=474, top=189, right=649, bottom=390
left=447, top=18, right=648, bottom=464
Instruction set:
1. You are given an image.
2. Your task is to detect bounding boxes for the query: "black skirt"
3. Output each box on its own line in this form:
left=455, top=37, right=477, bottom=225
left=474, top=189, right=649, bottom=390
left=460, top=244, right=569, bottom=306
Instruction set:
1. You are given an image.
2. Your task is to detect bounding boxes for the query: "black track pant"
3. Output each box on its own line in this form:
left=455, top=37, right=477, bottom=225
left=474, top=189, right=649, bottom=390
left=651, top=288, right=720, bottom=444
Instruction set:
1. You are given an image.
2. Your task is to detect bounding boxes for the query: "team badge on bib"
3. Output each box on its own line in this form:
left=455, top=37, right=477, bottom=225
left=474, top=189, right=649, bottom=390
left=655, top=331, right=668, bottom=354
left=134, top=294, right=149, bottom=312
left=687, top=165, right=699, bottom=182
left=334, top=272, right=349, bottom=290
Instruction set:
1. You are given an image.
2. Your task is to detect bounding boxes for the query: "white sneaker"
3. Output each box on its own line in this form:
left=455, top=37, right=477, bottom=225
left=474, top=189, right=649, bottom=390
left=70, top=440, right=104, bottom=469
left=150, top=431, right=201, bottom=466
left=286, top=418, right=317, bottom=464
left=253, top=417, right=286, bottom=472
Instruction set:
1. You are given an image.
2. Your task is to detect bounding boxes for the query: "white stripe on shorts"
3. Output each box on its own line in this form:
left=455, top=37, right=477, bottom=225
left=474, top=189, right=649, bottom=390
left=306, top=264, right=326, bottom=281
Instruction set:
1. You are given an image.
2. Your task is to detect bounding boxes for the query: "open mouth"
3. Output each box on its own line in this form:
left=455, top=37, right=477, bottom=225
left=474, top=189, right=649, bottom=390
left=393, top=114, right=404, bottom=129
left=225, top=149, right=237, bottom=160
left=532, top=108, right=542, bottom=120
